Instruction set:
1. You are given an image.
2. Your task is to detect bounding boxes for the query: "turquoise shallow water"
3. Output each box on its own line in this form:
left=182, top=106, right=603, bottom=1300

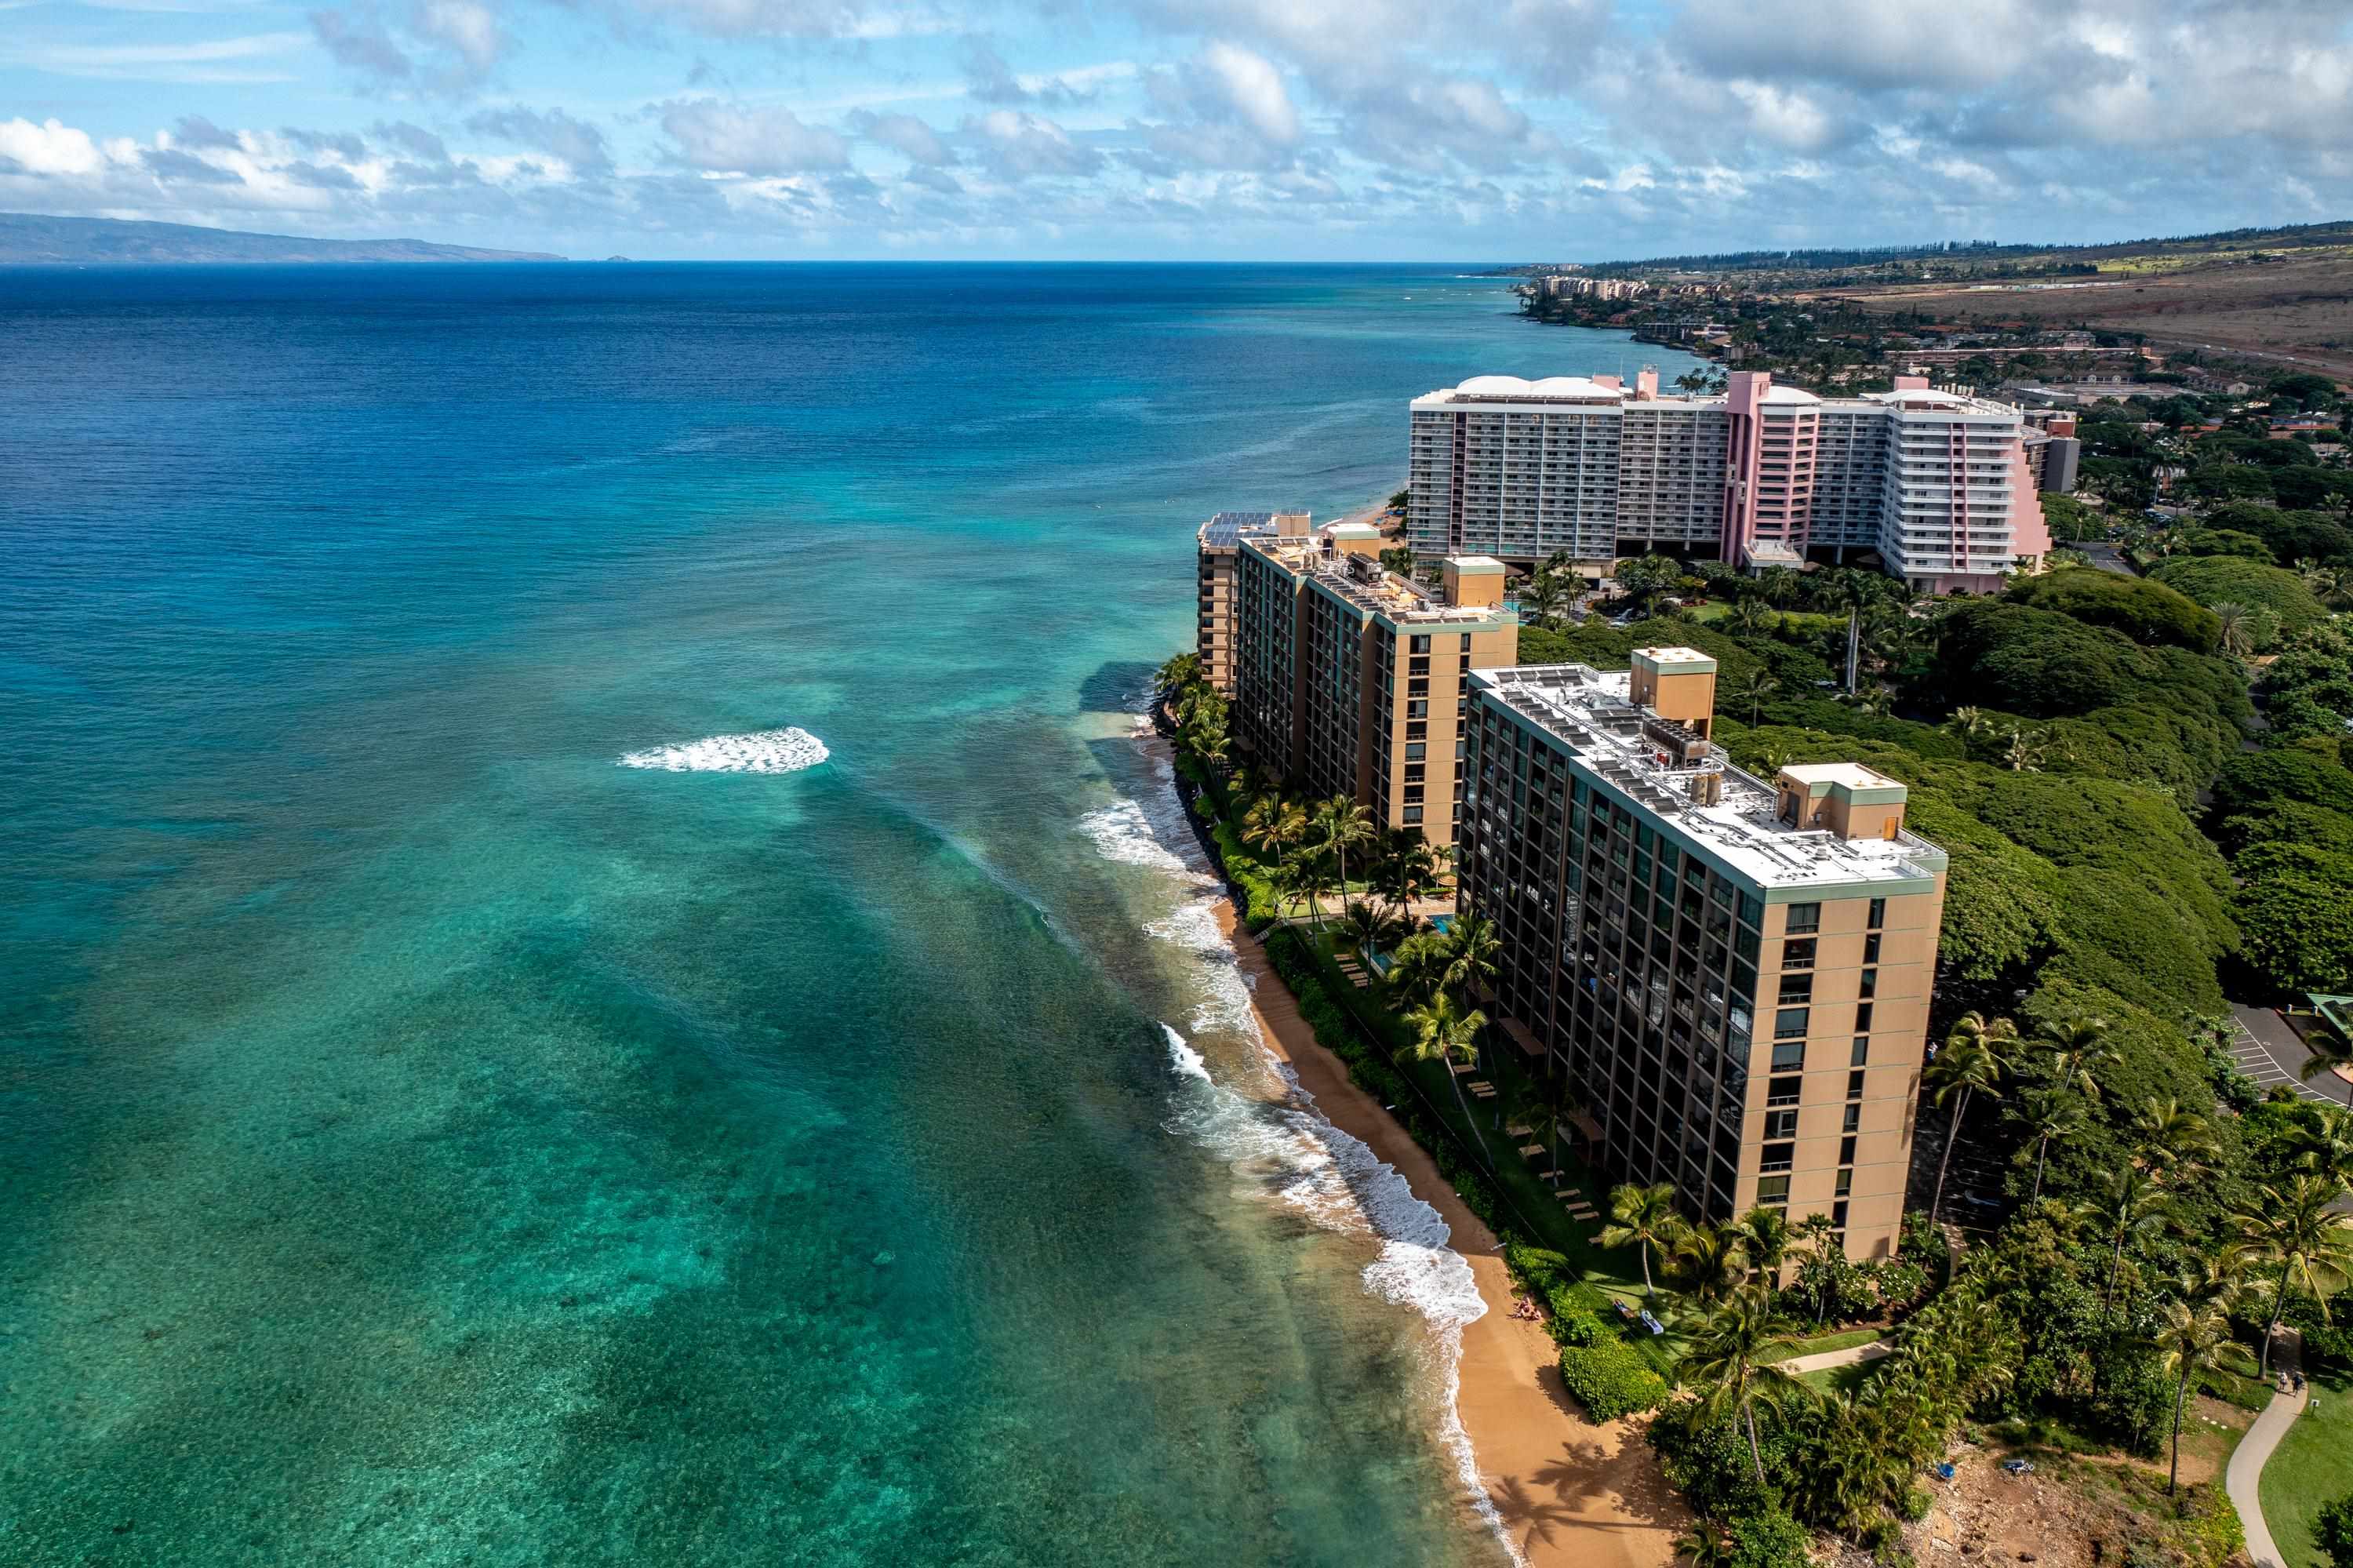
left=1, top=264, right=1704, bottom=1565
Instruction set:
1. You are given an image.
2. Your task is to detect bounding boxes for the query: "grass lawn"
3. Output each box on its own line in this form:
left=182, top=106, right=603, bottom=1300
left=2261, top=1366, right=2351, bottom=1568
left=1764, top=1327, right=1882, bottom=1364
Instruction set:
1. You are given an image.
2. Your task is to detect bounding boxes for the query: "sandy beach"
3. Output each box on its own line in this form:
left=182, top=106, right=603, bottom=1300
left=1217, top=904, right=1686, bottom=1568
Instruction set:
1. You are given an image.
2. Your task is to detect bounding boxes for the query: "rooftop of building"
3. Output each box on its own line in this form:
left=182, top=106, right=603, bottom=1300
left=1242, top=532, right=1515, bottom=628
left=1471, top=663, right=1946, bottom=890
left=1413, top=373, right=2021, bottom=420
left=1200, top=509, right=1308, bottom=548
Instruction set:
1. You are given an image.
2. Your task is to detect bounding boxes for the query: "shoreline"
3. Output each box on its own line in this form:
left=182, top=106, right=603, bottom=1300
left=1213, top=900, right=1684, bottom=1568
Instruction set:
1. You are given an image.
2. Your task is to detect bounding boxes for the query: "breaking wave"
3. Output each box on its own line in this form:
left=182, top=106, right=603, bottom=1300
left=618, top=727, right=830, bottom=774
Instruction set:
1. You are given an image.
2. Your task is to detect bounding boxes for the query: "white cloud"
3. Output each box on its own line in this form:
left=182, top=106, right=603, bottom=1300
left=0, top=116, right=112, bottom=176
left=660, top=98, right=851, bottom=174
left=966, top=108, right=1100, bottom=178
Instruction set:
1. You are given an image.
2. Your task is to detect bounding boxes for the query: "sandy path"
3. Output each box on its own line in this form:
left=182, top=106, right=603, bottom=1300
left=1219, top=905, right=1685, bottom=1568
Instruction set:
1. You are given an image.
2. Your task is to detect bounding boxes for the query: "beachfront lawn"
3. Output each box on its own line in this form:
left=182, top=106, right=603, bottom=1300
left=2260, top=1367, right=2353, bottom=1568
left=1762, top=1327, right=1882, bottom=1364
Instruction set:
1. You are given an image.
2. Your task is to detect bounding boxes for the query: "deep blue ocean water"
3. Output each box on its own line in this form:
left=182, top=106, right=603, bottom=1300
left=0, top=264, right=1704, bottom=1566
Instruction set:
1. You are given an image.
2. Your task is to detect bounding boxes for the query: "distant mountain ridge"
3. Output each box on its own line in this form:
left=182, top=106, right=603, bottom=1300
left=0, top=213, right=564, bottom=264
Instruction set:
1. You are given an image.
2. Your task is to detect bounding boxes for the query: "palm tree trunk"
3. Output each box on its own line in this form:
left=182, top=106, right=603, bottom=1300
left=1640, top=1242, right=1653, bottom=1297
left=2032, top=1137, right=2049, bottom=1202
left=2261, top=1268, right=2293, bottom=1377
left=2169, top=1366, right=2189, bottom=1496
left=1929, top=1088, right=1968, bottom=1228
left=2104, top=1234, right=2124, bottom=1315
left=1744, top=1398, right=1766, bottom=1488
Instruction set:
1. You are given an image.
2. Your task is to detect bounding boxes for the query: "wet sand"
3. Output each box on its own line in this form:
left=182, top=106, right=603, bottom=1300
left=1218, top=906, right=1686, bottom=1568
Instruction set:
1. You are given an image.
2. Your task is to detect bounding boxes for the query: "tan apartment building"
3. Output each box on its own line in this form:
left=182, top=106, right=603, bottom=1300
left=1195, top=510, right=1308, bottom=696
left=1228, top=521, right=1516, bottom=848
left=1457, top=652, right=1945, bottom=1261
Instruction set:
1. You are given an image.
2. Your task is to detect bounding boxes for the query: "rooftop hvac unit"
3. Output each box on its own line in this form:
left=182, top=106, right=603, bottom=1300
left=1688, top=771, right=1723, bottom=806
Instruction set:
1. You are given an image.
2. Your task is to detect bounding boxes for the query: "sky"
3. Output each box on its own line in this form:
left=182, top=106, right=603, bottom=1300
left=3, top=0, right=2351, bottom=259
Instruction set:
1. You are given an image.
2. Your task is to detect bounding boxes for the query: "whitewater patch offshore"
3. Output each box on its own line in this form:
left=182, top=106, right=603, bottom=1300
left=618, top=727, right=829, bottom=773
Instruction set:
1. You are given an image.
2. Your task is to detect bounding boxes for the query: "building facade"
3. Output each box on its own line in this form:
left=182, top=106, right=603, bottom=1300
left=1407, top=370, right=2052, bottom=593
left=1455, top=653, right=1946, bottom=1260
left=1229, top=522, right=1516, bottom=848
left=1196, top=510, right=1308, bottom=695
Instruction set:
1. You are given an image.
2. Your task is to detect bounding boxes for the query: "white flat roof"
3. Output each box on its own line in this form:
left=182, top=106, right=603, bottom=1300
left=1780, top=762, right=1902, bottom=791
left=1471, top=664, right=1944, bottom=893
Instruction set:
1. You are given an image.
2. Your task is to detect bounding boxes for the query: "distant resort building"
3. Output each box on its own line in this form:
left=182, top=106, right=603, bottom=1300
left=1406, top=370, right=2053, bottom=594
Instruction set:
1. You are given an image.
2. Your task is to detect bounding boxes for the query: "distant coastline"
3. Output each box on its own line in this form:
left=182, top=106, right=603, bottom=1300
left=0, top=212, right=562, bottom=265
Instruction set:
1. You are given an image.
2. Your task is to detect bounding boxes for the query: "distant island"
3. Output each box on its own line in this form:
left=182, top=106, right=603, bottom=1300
left=0, top=213, right=564, bottom=265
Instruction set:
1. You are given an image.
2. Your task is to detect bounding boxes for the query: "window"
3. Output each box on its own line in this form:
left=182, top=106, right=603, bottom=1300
left=1850, top=1038, right=1869, bottom=1067
left=1862, top=933, right=1882, bottom=965
left=1842, top=1103, right=1861, bottom=1133
left=1857, top=969, right=1877, bottom=999
left=1756, top=1176, right=1790, bottom=1205
left=1838, top=1135, right=1857, bottom=1166
left=1765, top=1110, right=1798, bottom=1140
left=1867, top=897, right=1886, bottom=929
left=1834, top=1168, right=1853, bottom=1197
left=1777, top=973, right=1813, bottom=1005
left=1770, top=1040, right=1805, bottom=1071
left=1761, top=1142, right=1795, bottom=1173
left=1406, top=742, right=1426, bottom=760
left=1854, top=1002, right=1874, bottom=1033
left=1766, top=1075, right=1802, bottom=1107
left=1774, top=1006, right=1809, bottom=1039
left=1831, top=1199, right=1850, bottom=1227
left=1847, top=1069, right=1866, bottom=1100
left=1782, top=938, right=1816, bottom=970
left=1784, top=902, right=1820, bottom=934
left=1410, top=635, right=1431, bottom=653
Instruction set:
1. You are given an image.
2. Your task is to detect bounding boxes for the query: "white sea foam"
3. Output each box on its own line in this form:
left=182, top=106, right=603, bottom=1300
left=618, top=727, right=829, bottom=774
left=1075, top=798, right=1198, bottom=874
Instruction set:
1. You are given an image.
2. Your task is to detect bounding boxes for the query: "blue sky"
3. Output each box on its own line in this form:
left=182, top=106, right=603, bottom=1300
left=4, top=0, right=2351, bottom=258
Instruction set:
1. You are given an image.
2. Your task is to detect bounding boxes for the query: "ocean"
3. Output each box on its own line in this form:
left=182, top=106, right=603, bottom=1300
left=0, top=263, right=1705, bottom=1566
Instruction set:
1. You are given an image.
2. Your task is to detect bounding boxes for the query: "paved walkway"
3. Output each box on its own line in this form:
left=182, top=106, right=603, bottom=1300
left=1779, top=1340, right=1892, bottom=1377
left=2226, top=1332, right=2308, bottom=1568
left=2231, top=1006, right=2338, bottom=1104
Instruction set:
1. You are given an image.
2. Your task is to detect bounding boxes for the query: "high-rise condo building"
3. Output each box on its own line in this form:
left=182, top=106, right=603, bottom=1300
left=1228, top=522, right=1516, bottom=848
left=1196, top=510, right=1309, bottom=696
left=1457, top=651, right=1946, bottom=1260
left=1407, top=369, right=2052, bottom=594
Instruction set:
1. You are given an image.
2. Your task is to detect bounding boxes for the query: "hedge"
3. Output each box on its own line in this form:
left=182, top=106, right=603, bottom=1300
left=1559, top=1339, right=1670, bottom=1421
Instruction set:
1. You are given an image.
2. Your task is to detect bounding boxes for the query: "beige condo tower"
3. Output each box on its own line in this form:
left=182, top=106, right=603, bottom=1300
left=1456, top=651, right=1944, bottom=1261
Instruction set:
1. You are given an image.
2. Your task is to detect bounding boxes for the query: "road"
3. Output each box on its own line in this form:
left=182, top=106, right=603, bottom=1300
left=2231, top=1005, right=2343, bottom=1104
left=2073, top=541, right=2134, bottom=576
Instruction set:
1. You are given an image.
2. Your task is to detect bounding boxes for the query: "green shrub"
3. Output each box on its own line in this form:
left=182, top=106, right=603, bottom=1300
left=1558, top=1340, right=1669, bottom=1421
left=1727, top=1511, right=1815, bottom=1568
left=1900, top=1486, right=1933, bottom=1522
left=2316, top=1490, right=2353, bottom=1568
left=1550, top=1308, right=1609, bottom=1348
left=2149, top=555, right=2329, bottom=635
left=2008, top=567, right=2220, bottom=651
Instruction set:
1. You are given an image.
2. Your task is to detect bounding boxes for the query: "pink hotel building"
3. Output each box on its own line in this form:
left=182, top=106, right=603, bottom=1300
left=1407, top=369, right=2052, bottom=595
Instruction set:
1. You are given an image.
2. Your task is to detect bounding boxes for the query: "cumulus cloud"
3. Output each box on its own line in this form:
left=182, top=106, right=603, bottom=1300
left=850, top=110, right=953, bottom=166
left=466, top=105, right=612, bottom=176
left=966, top=108, right=1101, bottom=179
left=660, top=98, right=850, bottom=174
left=0, top=118, right=110, bottom=177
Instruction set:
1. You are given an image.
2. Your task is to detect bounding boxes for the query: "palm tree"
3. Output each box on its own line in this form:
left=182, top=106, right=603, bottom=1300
left=1678, top=1283, right=1803, bottom=1487
left=2018, top=1087, right=2088, bottom=1202
left=2236, top=1174, right=2353, bottom=1376
left=1729, top=597, right=1776, bottom=637
left=1520, top=571, right=1570, bottom=628
left=1925, top=1013, right=2012, bottom=1229
left=1242, top=798, right=1308, bottom=864
left=1437, top=912, right=1502, bottom=1003
left=1292, top=849, right=1336, bottom=930
left=2151, top=1297, right=2231, bottom=1496
left=1790, top=1212, right=1843, bottom=1326
left=1944, top=705, right=1995, bottom=743
left=1383, top=929, right=1451, bottom=1003
left=1155, top=651, right=1204, bottom=701
left=1729, top=1206, right=1795, bottom=1282
left=2037, top=1015, right=2112, bottom=1100
left=2297, top=1024, right=2353, bottom=1108
left=1999, top=726, right=2053, bottom=772
left=1731, top=669, right=1782, bottom=726
left=1597, top=1180, right=1686, bottom=1297
left=1267, top=854, right=1314, bottom=926
left=2290, top=1104, right=2353, bottom=1186
left=1674, top=1223, right=1750, bottom=1305
left=1402, top=991, right=1487, bottom=1129
left=2213, top=600, right=2258, bottom=657
left=1340, top=900, right=1405, bottom=966
left=1507, top=1071, right=1582, bottom=1188
left=2078, top=1165, right=2173, bottom=1316
left=2133, top=1097, right=2217, bottom=1180
left=1373, top=829, right=1441, bottom=922
left=1313, top=795, right=1377, bottom=914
